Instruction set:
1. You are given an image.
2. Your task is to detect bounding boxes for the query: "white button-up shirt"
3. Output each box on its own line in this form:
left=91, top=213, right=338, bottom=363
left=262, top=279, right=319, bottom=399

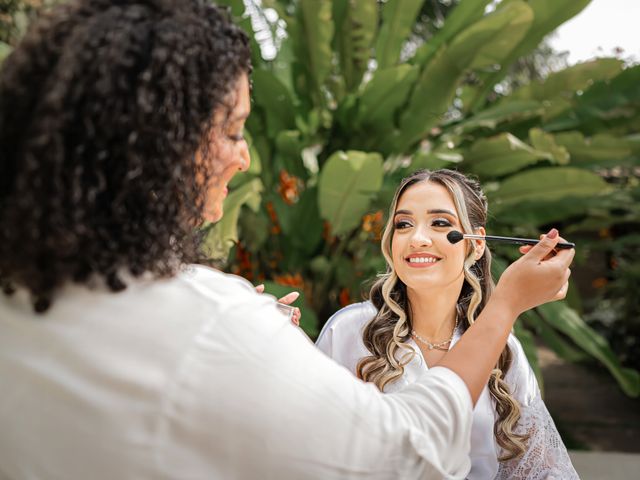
left=1, top=266, right=473, bottom=479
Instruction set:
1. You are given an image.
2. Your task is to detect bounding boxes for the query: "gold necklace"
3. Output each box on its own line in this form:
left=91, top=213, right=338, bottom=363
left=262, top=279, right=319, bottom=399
left=411, top=315, right=459, bottom=351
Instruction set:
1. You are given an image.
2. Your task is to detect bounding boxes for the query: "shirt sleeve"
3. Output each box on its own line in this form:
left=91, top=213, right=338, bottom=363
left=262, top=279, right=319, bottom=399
left=160, top=287, right=474, bottom=479
left=495, top=335, right=579, bottom=480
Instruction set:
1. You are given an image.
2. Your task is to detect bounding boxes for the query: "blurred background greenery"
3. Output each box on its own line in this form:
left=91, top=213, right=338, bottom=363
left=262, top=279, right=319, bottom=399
left=2, top=0, right=638, bottom=401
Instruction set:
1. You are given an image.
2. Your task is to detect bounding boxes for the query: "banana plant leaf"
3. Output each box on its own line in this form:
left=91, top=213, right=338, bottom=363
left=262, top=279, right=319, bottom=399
left=355, top=64, right=419, bottom=130
left=293, top=0, right=334, bottom=102
left=203, top=178, right=263, bottom=259
left=335, top=0, right=378, bottom=92
left=375, top=0, right=424, bottom=69
left=411, top=0, right=491, bottom=67
left=252, top=69, right=296, bottom=137
left=318, top=150, right=383, bottom=236
left=0, top=42, right=11, bottom=63
left=451, top=100, right=544, bottom=133
left=466, top=0, right=592, bottom=112
left=462, top=132, right=553, bottom=177
left=510, top=58, right=623, bottom=103
left=537, top=302, right=640, bottom=397
left=488, top=167, right=610, bottom=212
left=395, top=1, right=534, bottom=150
left=554, top=132, right=634, bottom=168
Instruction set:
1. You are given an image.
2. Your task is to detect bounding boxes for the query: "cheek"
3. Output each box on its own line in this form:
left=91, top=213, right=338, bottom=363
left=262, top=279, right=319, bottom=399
left=390, top=234, right=404, bottom=263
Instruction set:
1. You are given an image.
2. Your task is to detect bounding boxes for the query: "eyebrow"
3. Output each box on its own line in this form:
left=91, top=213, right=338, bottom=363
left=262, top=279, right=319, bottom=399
left=394, top=208, right=458, bottom=217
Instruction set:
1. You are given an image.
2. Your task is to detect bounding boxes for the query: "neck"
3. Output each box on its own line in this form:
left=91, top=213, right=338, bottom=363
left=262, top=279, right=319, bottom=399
left=407, top=285, right=460, bottom=342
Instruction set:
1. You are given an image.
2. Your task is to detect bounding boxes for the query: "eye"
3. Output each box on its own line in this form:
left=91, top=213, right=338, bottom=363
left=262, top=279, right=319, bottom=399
left=432, top=218, right=452, bottom=228
left=227, top=133, right=245, bottom=143
left=394, top=219, right=413, bottom=230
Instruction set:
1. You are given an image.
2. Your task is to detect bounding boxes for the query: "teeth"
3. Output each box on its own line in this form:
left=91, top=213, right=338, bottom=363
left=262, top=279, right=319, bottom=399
left=408, top=257, right=438, bottom=263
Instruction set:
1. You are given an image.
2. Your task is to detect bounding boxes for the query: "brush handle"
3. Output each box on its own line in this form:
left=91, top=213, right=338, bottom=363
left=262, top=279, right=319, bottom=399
left=466, top=234, right=575, bottom=249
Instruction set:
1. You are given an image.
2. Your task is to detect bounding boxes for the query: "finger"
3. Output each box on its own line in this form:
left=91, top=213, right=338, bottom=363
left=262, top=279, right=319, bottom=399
left=554, top=281, right=569, bottom=300
left=519, top=245, right=532, bottom=255
left=551, top=237, right=575, bottom=268
left=525, top=228, right=560, bottom=262
left=278, top=291, right=300, bottom=305
left=292, top=308, right=301, bottom=326
left=255, top=284, right=265, bottom=294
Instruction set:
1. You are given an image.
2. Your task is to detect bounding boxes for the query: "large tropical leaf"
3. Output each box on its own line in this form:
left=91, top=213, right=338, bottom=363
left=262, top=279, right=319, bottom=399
left=451, top=100, right=544, bottom=133
left=466, top=0, right=592, bottom=111
left=537, top=302, right=640, bottom=397
left=513, top=320, right=544, bottom=393
left=446, top=0, right=533, bottom=70
left=203, top=178, right=263, bottom=259
left=293, top=0, right=334, bottom=103
left=488, top=167, right=610, bottom=212
left=528, top=128, right=570, bottom=165
left=375, top=0, right=424, bottom=69
left=0, top=42, right=11, bottom=63
left=545, top=64, right=640, bottom=133
left=395, top=1, right=534, bottom=151
left=411, top=0, right=491, bottom=67
left=252, top=69, right=296, bottom=137
left=355, top=64, right=419, bottom=130
left=510, top=58, right=623, bottom=103
left=554, top=132, right=634, bottom=167
left=318, top=150, right=383, bottom=235
left=462, top=133, right=552, bottom=177
left=336, top=0, right=378, bottom=91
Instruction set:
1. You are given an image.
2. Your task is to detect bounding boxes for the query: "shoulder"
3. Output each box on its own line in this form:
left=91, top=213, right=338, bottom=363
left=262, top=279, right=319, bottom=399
left=315, top=301, right=377, bottom=371
left=317, top=301, right=377, bottom=345
left=176, top=264, right=256, bottom=298
left=504, top=333, right=540, bottom=406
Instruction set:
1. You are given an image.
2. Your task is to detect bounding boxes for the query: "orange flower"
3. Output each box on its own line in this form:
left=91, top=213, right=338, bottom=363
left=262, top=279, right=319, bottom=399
left=274, top=273, right=305, bottom=289
left=265, top=201, right=281, bottom=235
left=362, top=210, right=384, bottom=241
left=278, top=170, right=302, bottom=205
left=322, top=221, right=332, bottom=241
left=339, top=287, right=351, bottom=307
left=592, top=277, right=608, bottom=289
left=232, top=242, right=253, bottom=281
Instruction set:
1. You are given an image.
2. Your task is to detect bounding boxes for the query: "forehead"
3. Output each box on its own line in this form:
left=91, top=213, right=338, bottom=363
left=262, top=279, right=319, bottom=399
left=396, top=180, right=456, bottom=212
left=232, top=73, right=251, bottom=114
left=214, top=74, right=250, bottom=124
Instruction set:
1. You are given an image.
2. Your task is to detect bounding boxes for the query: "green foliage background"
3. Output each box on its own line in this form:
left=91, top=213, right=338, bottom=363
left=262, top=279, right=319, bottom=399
left=210, top=0, right=640, bottom=397
left=2, top=0, right=638, bottom=397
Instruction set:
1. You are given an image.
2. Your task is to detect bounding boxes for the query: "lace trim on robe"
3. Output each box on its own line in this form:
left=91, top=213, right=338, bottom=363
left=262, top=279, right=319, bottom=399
left=495, top=394, right=579, bottom=480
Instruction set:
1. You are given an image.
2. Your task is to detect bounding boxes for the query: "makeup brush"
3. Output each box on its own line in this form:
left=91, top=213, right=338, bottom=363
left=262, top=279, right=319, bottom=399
left=446, top=231, right=575, bottom=249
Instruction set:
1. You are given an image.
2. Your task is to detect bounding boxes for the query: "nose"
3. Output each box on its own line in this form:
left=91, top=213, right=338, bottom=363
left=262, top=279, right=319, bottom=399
left=410, top=226, right=433, bottom=249
left=238, top=141, right=251, bottom=172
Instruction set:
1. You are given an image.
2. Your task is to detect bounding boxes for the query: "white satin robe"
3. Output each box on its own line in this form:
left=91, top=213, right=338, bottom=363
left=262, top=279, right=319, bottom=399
left=316, top=302, right=579, bottom=480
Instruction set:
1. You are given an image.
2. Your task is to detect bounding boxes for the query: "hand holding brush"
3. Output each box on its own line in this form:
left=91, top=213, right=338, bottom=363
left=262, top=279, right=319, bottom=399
left=447, top=231, right=575, bottom=249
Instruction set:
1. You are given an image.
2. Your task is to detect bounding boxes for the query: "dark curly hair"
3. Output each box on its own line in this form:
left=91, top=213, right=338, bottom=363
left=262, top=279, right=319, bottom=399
left=0, top=0, right=251, bottom=311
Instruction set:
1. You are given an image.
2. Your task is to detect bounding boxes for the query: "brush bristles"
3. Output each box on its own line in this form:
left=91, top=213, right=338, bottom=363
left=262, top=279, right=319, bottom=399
left=447, top=230, right=465, bottom=244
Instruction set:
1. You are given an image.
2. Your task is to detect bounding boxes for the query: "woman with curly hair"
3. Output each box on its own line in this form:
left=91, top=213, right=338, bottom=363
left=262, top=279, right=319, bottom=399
left=0, top=1, right=574, bottom=478
left=317, top=169, right=578, bottom=479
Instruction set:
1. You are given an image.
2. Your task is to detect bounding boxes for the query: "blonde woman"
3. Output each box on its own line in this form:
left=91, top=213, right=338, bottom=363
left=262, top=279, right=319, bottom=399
left=317, top=169, right=578, bottom=479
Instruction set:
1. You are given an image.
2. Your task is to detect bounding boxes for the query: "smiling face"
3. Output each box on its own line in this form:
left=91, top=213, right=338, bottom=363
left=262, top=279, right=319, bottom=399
left=390, top=180, right=482, bottom=296
left=200, top=73, right=251, bottom=223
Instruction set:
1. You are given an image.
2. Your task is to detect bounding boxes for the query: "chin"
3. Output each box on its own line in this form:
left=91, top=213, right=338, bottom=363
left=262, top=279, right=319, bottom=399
left=204, top=205, right=223, bottom=223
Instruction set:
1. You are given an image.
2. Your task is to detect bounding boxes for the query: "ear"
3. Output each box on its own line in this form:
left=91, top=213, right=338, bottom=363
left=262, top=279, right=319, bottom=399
left=472, top=226, right=486, bottom=261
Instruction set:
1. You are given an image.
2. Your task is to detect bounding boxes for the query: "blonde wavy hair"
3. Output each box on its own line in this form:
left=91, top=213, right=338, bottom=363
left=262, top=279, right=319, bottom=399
left=356, top=169, right=529, bottom=461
